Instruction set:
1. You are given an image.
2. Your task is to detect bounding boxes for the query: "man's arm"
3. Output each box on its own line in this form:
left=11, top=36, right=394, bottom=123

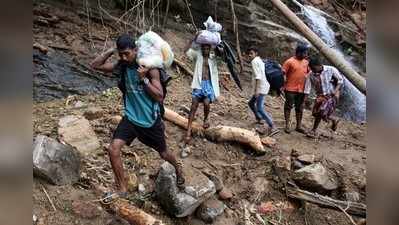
left=90, top=48, right=117, bottom=74
left=137, top=67, right=163, bottom=102
left=332, top=67, right=344, bottom=98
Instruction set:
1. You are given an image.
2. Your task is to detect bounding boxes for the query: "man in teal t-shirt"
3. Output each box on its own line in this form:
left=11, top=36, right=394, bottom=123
left=90, top=34, right=185, bottom=197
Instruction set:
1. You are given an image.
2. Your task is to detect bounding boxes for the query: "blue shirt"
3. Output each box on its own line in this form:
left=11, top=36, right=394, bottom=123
left=124, top=66, right=159, bottom=128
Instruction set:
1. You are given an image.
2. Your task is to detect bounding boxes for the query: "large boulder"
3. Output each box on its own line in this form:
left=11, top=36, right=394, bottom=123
left=33, top=135, right=81, bottom=185
left=196, top=198, right=226, bottom=223
left=293, top=163, right=338, bottom=192
left=155, top=162, right=216, bottom=217
left=58, top=115, right=100, bottom=155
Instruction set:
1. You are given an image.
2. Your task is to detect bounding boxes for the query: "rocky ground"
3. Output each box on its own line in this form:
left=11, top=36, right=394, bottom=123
left=33, top=1, right=366, bottom=225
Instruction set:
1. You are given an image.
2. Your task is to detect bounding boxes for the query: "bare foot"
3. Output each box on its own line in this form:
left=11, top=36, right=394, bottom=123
left=331, top=119, right=340, bottom=131
left=306, top=130, right=319, bottom=139
left=284, top=126, right=291, bottom=134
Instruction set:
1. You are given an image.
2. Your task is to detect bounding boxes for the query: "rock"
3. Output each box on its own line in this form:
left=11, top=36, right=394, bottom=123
left=257, top=201, right=276, bottom=215
left=33, top=135, right=81, bottom=185
left=273, top=156, right=291, bottom=171
left=33, top=214, right=38, bottom=225
left=293, top=160, right=305, bottom=169
left=297, top=154, right=316, bottom=164
left=155, top=162, right=216, bottom=217
left=72, top=200, right=101, bottom=219
left=83, top=106, right=104, bottom=120
left=218, top=188, right=233, bottom=200
left=58, top=115, right=101, bottom=155
left=74, top=101, right=86, bottom=108
left=293, top=163, right=338, bottom=192
left=196, top=198, right=225, bottom=223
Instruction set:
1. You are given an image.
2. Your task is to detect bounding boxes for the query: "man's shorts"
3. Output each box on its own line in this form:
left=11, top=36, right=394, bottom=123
left=284, top=91, right=305, bottom=110
left=192, top=80, right=215, bottom=103
left=112, top=116, right=166, bottom=152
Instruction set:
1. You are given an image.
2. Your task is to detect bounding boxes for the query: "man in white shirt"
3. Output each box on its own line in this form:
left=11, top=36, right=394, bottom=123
left=247, top=47, right=278, bottom=136
left=304, top=56, right=344, bottom=137
left=183, top=33, right=221, bottom=145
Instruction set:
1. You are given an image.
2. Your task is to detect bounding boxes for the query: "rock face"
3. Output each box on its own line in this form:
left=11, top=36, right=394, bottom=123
left=155, top=162, right=216, bottom=217
left=33, top=135, right=81, bottom=185
left=293, top=163, right=338, bottom=192
left=297, top=154, right=316, bottom=164
left=170, top=0, right=308, bottom=62
left=58, top=115, right=100, bottom=155
left=196, top=198, right=226, bottom=223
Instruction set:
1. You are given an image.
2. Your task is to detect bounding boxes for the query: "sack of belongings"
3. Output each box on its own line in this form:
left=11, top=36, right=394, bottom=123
left=136, top=31, right=174, bottom=68
left=195, top=16, right=222, bottom=46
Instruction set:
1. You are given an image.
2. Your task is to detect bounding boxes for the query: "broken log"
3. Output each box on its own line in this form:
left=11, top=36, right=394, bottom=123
left=107, top=199, right=165, bottom=225
left=164, top=108, right=265, bottom=153
left=94, top=185, right=165, bottom=225
left=269, top=0, right=366, bottom=95
left=286, top=185, right=366, bottom=217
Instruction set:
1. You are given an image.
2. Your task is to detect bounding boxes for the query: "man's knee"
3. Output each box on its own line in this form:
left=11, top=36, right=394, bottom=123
left=108, top=141, right=123, bottom=157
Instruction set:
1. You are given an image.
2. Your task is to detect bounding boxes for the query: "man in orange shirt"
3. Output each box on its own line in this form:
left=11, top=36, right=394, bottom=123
left=282, top=44, right=310, bottom=133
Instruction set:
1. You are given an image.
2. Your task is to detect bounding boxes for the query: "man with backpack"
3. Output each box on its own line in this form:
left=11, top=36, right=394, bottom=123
left=246, top=47, right=279, bottom=136
left=90, top=34, right=185, bottom=198
left=282, top=44, right=310, bottom=134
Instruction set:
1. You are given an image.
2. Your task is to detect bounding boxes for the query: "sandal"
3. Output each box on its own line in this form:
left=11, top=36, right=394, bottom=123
left=295, top=127, right=307, bottom=134
left=176, top=160, right=186, bottom=189
left=306, top=130, right=319, bottom=139
left=268, top=128, right=280, bottom=137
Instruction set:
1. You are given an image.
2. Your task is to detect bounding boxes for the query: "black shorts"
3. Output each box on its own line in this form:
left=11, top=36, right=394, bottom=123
left=112, top=116, right=166, bottom=152
left=284, top=91, right=305, bottom=111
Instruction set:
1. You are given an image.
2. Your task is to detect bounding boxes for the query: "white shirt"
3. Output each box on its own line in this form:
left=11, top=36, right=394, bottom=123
left=186, top=48, right=220, bottom=98
left=251, top=56, right=270, bottom=95
left=304, top=65, right=344, bottom=95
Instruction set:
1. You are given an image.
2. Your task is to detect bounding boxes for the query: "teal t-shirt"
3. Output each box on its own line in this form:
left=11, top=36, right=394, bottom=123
left=124, top=66, right=159, bottom=128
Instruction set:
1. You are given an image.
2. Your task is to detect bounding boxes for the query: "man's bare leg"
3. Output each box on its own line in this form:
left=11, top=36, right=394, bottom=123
left=284, top=107, right=291, bottom=133
left=108, top=139, right=128, bottom=193
left=159, top=150, right=185, bottom=186
left=203, top=98, right=211, bottom=129
left=308, top=116, right=322, bottom=138
left=185, top=98, right=200, bottom=144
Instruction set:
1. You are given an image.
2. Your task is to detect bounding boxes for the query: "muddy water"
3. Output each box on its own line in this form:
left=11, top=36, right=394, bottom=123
left=33, top=49, right=117, bottom=102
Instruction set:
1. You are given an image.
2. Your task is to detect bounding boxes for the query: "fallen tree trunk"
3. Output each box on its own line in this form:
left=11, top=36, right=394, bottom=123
left=94, top=186, right=165, bottom=225
left=286, top=185, right=366, bottom=217
left=107, top=199, right=165, bottom=225
left=269, top=0, right=366, bottom=95
left=164, top=108, right=265, bottom=153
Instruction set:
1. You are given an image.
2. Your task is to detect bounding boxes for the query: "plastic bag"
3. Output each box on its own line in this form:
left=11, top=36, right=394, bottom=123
left=196, top=30, right=221, bottom=45
left=203, top=16, right=222, bottom=33
left=195, top=16, right=222, bottom=45
left=136, top=31, right=174, bottom=68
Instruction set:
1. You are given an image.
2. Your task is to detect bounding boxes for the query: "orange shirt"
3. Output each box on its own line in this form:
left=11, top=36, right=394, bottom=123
left=282, top=57, right=310, bottom=93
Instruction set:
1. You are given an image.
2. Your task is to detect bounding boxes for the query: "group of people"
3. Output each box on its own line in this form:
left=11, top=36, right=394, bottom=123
left=90, top=33, right=344, bottom=199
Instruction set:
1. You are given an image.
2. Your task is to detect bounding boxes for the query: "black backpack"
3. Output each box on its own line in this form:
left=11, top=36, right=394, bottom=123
left=262, top=59, right=284, bottom=94
left=117, top=62, right=171, bottom=118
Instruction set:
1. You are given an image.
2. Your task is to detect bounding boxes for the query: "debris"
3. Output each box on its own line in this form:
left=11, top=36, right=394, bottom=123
left=344, top=191, right=361, bottom=202
left=58, top=115, right=101, bottom=155
left=257, top=201, right=276, bottom=215
left=33, top=214, right=38, bottom=225
left=138, top=184, right=146, bottom=194
left=33, top=135, right=80, bottom=185
left=155, top=162, right=216, bottom=217
left=33, top=42, right=48, bottom=54
left=286, top=184, right=366, bottom=217
left=72, top=200, right=101, bottom=219
left=127, top=173, right=138, bottom=192
left=261, top=136, right=277, bottom=147
left=41, top=184, right=57, bottom=211
left=297, top=154, right=316, bottom=164
left=108, top=115, right=122, bottom=126
left=202, top=172, right=224, bottom=192
left=196, top=198, right=226, bottom=223
left=293, top=163, right=338, bottom=192
left=83, top=106, right=105, bottom=120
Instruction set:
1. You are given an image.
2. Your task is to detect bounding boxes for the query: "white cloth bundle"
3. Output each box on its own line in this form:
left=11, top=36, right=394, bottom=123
left=136, top=31, right=174, bottom=68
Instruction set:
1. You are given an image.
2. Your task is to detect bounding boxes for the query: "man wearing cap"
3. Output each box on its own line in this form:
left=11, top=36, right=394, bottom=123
left=282, top=44, right=310, bottom=133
